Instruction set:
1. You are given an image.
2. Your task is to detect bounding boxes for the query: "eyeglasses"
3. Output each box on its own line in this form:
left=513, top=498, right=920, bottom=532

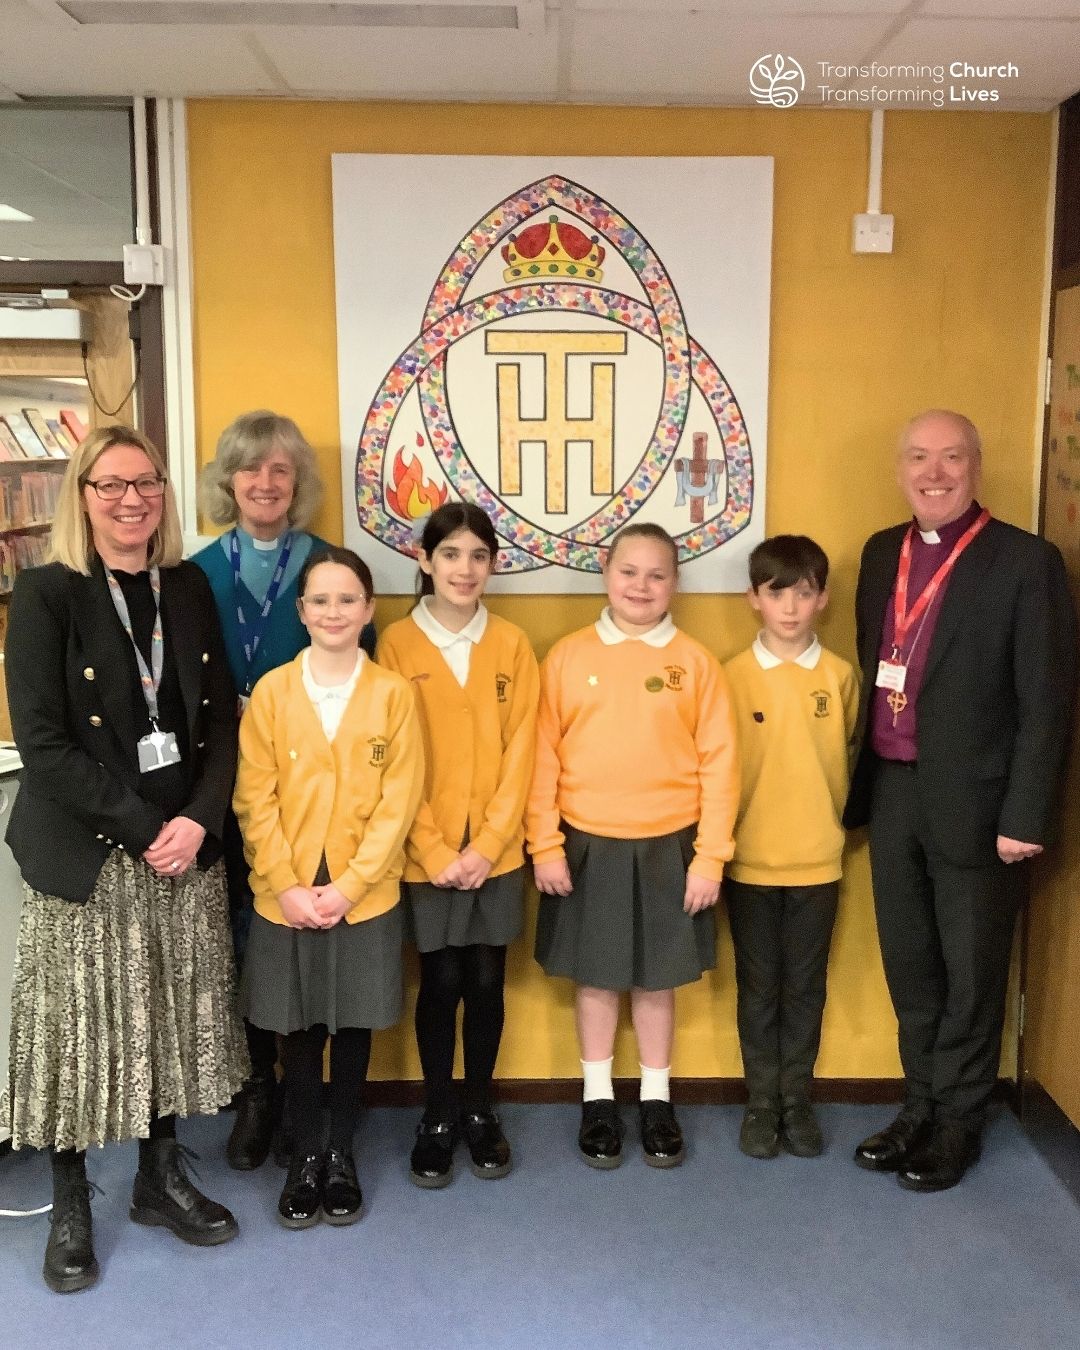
left=84, top=475, right=167, bottom=501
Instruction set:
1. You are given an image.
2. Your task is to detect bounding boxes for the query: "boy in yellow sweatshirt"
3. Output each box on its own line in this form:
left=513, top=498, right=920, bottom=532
left=724, top=535, right=858, bottom=1161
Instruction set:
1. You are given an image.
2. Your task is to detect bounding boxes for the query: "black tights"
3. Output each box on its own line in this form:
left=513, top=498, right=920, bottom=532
left=415, top=944, right=507, bottom=1117
left=279, top=1025, right=371, bottom=1156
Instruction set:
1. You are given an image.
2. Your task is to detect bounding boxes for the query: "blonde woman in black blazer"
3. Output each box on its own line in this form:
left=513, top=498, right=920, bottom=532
left=3, top=425, right=248, bottom=1294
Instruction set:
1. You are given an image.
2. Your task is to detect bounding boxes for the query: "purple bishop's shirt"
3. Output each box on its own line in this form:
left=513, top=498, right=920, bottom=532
left=869, top=500, right=984, bottom=763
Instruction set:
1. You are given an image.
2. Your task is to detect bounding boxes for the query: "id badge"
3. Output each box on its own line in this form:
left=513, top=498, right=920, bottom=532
left=875, top=660, right=907, bottom=693
left=138, top=728, right=182, bottom=774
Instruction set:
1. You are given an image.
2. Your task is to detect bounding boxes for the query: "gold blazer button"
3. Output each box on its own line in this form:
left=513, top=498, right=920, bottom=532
left=202, top=652, right=210, bottom=664
left=89, top=715, right=103, bottom=727
left=83, top=667, right=95, bottom=681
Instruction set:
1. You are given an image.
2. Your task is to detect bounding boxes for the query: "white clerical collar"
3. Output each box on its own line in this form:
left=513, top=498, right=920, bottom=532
left=918, top=528, right=941, bottom=544
left=411, top=596, right=488, bottom=649
left=301, top=648, right=363, bottom=703
left=595, top=607, right=678, bottom=648
left=752, top=633, right=822, bottom=670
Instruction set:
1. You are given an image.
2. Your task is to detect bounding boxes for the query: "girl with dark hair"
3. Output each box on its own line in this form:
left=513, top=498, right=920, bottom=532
left=233, top=547, right=424, bottom=1228
left=378, top=503, right=539, bottom=1187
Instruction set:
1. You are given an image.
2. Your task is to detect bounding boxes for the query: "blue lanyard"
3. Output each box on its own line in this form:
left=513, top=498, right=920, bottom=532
left=105, top=565, right=164, bottom=724
left=229, top=528, right=293, bottom=694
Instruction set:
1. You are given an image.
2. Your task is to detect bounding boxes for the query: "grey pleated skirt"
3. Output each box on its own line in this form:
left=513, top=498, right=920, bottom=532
left=534, top=824, right=717, bottom=992
left=3, top=854, right=249, bottom=1154
left=240, top=904, right=404, bottom=1034
left=402, top=866, right=525, bottom=953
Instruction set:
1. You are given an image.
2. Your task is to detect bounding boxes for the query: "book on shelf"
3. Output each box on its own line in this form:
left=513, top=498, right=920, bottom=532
left=23, top=409, right=69, bottom=460
left=47, top=418, right=78, bottom=454
left=0, top=532, right=50, bottom=594
left=0, top=421, right=22, bottom=462
left=2, top=411, right=49, bottom=459
left=60, top=409, right=88, bottom=444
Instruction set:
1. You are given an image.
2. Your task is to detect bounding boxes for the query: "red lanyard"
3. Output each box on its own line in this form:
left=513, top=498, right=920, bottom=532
left=893, top=508, right=990, bottom=654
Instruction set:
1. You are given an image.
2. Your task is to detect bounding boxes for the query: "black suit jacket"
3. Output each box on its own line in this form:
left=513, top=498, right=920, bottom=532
left=843, top=517, right=1078, bottom=867
left=4, top=558, right=238, bottom=902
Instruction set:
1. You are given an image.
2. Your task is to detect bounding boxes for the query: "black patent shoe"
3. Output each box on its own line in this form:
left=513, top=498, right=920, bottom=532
left=640, top=1099, right=685, bottom=1168
left=321, top=1149, right=363, bottom=1225
left=44, top=1159, right=99, bottom=1295
left=897, top=1121, right=981, bottom=1193
left=277, top=1151, right=323, bottom=1229
left=409, top=1115, right=457, bottom=1189
left=130, top=1141, right=239, bottom=1246
left=781, top=1099, right=824, bottom=1158
left=739, top=1104, right=781, bottom=1159
left=462, top=1108, right=512, bottom=1180
left=226, top=1072, right=276, bottom=1171
left=854, top=1107, right=934, bottom=1173
left=578, top=1099, right=623, bottom=1169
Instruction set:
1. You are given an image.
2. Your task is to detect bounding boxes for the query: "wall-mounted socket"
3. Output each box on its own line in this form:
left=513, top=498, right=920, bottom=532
left=852, top=213, right=894, bottom=254
left=123, top=243, right=166, bottom=286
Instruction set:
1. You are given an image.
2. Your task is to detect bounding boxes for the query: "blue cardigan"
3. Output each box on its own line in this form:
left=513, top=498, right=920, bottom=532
left=191, top=531, right=376, bottom=695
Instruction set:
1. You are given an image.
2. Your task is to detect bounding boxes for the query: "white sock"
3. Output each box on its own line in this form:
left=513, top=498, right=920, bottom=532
left=581, top=1057, right=614, bottom=1102
left=640, top=1064, right=671, bottom=1103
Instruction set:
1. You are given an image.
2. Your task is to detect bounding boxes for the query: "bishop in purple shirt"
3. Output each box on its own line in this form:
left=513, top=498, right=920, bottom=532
left=844, top=410, right=1076, bottom=1193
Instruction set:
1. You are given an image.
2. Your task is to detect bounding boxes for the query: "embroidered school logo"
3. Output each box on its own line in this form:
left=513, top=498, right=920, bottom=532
left=645, top=676, right=665, bottom=693
left=811, top=690, right=831, bottom=719
left=664, top=664, right=686, bottom=691
left=368, top=736, right=388, bottom=766
left=494, top=672, right=511, bottom=703
left=749, top=54, right=805, bottom=107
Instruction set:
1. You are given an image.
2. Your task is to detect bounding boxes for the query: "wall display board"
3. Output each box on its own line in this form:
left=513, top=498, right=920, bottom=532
left=333, top=156, right=772, bottom=593
left=1044, top=283, right=1080, bottom=578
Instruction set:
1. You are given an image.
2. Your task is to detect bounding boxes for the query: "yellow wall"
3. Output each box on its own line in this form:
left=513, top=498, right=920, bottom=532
left=187, top=101, right=1052, bottom=1083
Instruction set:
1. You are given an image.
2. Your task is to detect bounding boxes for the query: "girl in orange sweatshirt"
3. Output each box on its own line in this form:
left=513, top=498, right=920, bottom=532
left=527, top=522, right=738, bottom=1169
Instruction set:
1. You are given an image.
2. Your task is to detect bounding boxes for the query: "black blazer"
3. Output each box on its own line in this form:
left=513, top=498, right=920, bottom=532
left=843, top=517, right=1078, bottom=867
left=5, top=558, right=238, bottom=902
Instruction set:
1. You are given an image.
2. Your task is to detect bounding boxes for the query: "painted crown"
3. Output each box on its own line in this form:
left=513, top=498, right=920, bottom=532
left=501, top=215, right=605, bottom=283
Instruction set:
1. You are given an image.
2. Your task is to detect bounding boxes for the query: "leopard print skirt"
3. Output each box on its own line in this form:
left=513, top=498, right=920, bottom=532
left=3, top=853, right=250, bottom=1153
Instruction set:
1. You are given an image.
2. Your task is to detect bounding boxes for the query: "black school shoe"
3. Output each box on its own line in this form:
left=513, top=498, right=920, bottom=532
left=640, top=1099, right=685, bottom=1168
left=578, top=1099, right=624, bottom=1169
left=462, top=1108, right=512, bottom=1180
left=409, top=1113, right=458, bottom=1189
left=897, top=1120, right=982, bottom=1193
left=739, top=1104, right=781, bottom=1159
left=277, top=1151, right=323, bottom=1229
left=321, top=1149, right=363, bottom=1224
left=780, top=1099, right=824, bottom=1158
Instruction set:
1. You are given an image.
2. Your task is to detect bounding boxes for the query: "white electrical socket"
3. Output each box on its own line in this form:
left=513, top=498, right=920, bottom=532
left=852, top=213, right=894, bottom=254
left=123, top=243, right=166, bottom=286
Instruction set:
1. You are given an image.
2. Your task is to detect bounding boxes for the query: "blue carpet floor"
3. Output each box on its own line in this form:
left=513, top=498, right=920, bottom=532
left=2, top=1104, right=1078, bottom=1350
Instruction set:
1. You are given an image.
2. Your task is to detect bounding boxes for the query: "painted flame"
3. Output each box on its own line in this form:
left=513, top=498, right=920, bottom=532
left=385, top=447, right=448, bottom=522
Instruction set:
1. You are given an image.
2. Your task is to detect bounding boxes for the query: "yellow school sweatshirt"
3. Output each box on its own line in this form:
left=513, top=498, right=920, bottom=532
left=233, top=652, right=424, bottom=924
left=723, top=637, right=858, bottom=886
left=377, top=608, right=539, bottom=882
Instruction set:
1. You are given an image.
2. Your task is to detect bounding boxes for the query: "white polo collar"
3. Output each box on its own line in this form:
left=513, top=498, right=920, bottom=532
left=752, top=633, right=822, bottom=670
left=301, top=647, right=364, bottom=703
left=595, top=607, right=678, bottom=648
left=411, top=596, right=488, bottom=648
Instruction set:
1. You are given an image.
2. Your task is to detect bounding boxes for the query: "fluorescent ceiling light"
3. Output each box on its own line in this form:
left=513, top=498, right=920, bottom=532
left=0, top=204, right=34, bottom=223
left=59, top=2, right=516, bottom=27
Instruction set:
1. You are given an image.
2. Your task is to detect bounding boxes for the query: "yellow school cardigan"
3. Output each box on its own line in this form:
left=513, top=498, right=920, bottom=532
left=377, top=611, right=540, bottom=882
left=233, top=652, right=425, bottom=925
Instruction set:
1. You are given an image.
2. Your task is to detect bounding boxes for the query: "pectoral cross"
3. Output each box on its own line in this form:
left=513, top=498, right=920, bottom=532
left=886, top=689, right=908, bottom=727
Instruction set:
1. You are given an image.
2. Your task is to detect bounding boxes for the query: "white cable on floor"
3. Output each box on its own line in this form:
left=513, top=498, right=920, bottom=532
left=0, top=1203, right=52, bottom=1217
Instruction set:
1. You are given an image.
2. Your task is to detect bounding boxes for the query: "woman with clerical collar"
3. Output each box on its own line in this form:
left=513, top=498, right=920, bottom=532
left=193, top=410, right=374, bottom=1172
left=3, top=425, right=248, bottom=1293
